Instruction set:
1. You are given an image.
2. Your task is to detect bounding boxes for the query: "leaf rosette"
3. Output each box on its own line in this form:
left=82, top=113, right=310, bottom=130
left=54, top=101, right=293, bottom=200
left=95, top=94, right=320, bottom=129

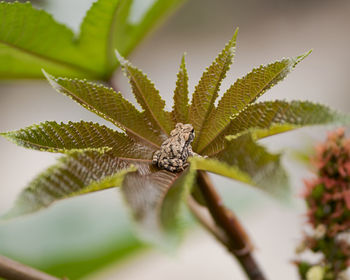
left=1, top=29, right=348, bottom=244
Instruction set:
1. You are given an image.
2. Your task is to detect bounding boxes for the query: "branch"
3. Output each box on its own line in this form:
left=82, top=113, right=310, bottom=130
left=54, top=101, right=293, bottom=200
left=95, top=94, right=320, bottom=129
left=0, top=255, right=62, bottom=280
left=193, top=171, right=266, bottom=280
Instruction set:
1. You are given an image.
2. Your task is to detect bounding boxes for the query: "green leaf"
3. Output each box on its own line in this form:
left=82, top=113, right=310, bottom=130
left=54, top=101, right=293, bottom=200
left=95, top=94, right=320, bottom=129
left=160, top=168, right=196, bottom=242
left=244, top=124, right=299, bottom=141
left=172, top=54, right=189, bottom=124
left=116, top=51, right=174, bottom=134
left=0, top=121, right=114, bottom=153
left=189, top=157, right=253, bottom=185
left=0, top=0, right=185, bottom=80
left=78, top=0, right=122, bottom=76
left=0, top=121, right=154, bottom=159
left=114, top=0, right=186, bottom=57
left=3, top=151, right=138, bottom=218
left=190, top=29, right=238, bottom=149
left=43, top=71, right=164, bottom=148
left=0, top=2, right=98, bottom=79
left=196, top=51, right=311, bottom=152
left=122, top=168, right=195, bottom=246
left=207, top=134, right=289, bottom=199
left=202, top=100, right=350, bottom=156
left=79, top=0, right=186, bottom=78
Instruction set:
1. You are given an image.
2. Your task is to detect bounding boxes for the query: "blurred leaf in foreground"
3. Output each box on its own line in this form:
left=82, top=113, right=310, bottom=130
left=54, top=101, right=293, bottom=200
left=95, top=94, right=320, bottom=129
left=0, top=0, right=185, bottom=80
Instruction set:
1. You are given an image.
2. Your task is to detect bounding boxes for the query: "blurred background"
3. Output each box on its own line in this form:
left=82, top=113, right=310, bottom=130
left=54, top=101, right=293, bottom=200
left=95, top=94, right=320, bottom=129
left=1, top=0, right=350, bottom=279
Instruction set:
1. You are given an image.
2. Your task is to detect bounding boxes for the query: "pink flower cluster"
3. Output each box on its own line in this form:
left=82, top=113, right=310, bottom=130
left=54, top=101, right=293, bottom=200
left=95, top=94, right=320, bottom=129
left=296, top=128, right=350, bottom=279
left=304, top=128, right=350, bottom=237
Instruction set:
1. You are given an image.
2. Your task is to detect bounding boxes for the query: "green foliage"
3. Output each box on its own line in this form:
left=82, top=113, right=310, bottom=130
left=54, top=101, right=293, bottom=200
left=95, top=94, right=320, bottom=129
left=189, top=157, right=253, bottom=185
left=78, top=0, right=125, bottom=75
left=43, top=71, right=164, bottom=148
left=201, top=100, right=349, bottom=156
left=192, top=133, right=288, bottom=199
left=160, top=168, right=195, bottom=240
left=1, top=121, right=136, bottom=154
left=114, top=0, right=186, bottom=58
left=4, top=151, right=136, bottom=218
left=196, top=51, right=311, bottom=152
left=116, top=51, right=174, bottom=135
left=172, top=54, right=190, bottom=124
left=190, top=28, right=238, bottom=149
left=122, top=168, right=195, bottom=246
left=219, top=134, right=288, bottom=198
left=0, top=0, right=184, bottom=80
left=1, top=30, right=348, bottom=245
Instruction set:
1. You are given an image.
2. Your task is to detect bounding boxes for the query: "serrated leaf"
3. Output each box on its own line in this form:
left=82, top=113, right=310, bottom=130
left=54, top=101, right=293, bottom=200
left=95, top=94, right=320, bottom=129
left=116, top=51, right=174, bottom=134
left=190, top=29, right=238, bottom=149
left=43, top=71, right=164, bottom=148
left=171, top=54, right=189, bottom=124
left=197, top=51, right=311, bottom=152
left=202, top=100, right=350, bottom=156
left=0, top=121, right=154, bottom=159
left=0, top=2, right=98, bottom=79
left=122, top=168, right=195, bottom=246
left=213, top=134, right=289, bottom=199
left=3, top=151, right=141, bottom=218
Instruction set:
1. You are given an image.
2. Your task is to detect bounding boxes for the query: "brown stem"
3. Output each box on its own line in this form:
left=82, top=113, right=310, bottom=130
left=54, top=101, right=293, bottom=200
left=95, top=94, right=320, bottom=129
left=0, top=255, right=62, bottom=280
left=193, top=171, right=266, bottom=280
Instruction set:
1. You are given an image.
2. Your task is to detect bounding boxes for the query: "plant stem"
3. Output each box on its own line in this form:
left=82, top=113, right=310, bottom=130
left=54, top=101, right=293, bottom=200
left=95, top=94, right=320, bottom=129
left=193, top=171, right=266, bottom=280
left=0, top=255, right=61, bottom=280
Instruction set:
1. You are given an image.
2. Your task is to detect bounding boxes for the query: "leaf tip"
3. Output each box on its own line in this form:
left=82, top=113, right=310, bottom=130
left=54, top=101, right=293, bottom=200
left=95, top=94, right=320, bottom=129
left=0, top=130, right=15, bottom=143
left=302, top=49, right=313, bottom=58
left=228, top=27, right=239, bottom=51
left=180, top=53, right=187, bottom=68
left=41, top=69, right=54, bottom=81
left=115, top=49, right=127, bottom=66
left=295, top=49, right=313, bottom=65
left=233, top=27, right=239, bottom=39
